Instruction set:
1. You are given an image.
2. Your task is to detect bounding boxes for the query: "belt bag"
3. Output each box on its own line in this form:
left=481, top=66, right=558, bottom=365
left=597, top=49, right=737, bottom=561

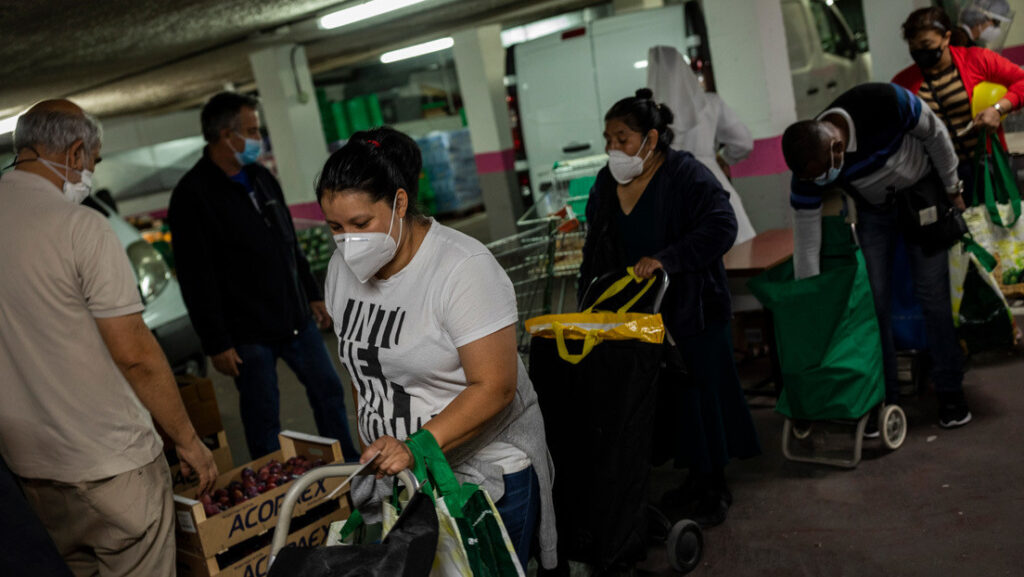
left=840, top=175, right=966, bottom=252
left=893, top=175, right=967, bottom=251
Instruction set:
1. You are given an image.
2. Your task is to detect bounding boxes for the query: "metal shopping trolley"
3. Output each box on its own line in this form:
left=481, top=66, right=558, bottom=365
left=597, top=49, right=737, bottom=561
left=488, top=211, right=587, bottom=355
left=266, top=465, right=436, bottom=577
left=526, top=269, right=703, bottom=575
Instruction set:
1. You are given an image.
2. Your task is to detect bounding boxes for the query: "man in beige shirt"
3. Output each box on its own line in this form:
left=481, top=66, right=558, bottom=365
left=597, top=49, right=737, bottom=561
left=0, top=100, right=218, bottom=576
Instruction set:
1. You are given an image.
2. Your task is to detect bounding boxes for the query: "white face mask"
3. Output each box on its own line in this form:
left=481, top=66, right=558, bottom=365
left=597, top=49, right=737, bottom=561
left=979, top=24, right=1002, bottom=45
left=333, top=200, right=404, bottom=283
left=38, top=152, right=93, bottom=204
left=607, top=136, right=652, bottom=185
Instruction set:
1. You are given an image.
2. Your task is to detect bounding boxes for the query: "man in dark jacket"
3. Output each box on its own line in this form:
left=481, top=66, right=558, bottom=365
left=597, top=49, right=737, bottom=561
left=169, top=92, right=358, bottom=460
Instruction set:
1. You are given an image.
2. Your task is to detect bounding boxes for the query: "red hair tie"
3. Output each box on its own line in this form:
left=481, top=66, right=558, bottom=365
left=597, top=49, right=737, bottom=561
left=367, top=139, right=381, bottom=148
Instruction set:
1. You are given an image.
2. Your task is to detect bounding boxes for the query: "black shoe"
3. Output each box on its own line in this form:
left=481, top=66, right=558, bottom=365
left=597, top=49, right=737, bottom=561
left=688, top=491, right=729, bottom=528
left=938, top=395, right=972, bottom=429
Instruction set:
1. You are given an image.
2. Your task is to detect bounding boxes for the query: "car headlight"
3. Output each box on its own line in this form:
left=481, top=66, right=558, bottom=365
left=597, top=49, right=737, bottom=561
left=126, top=240, right=172, bottom=304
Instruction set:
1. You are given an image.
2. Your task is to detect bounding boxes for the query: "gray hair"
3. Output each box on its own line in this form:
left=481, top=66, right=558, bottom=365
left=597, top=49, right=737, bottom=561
left=13, top=109, right=103, bottom=155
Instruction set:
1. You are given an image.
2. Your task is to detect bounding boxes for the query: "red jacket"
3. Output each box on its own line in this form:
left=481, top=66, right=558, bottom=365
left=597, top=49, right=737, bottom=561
left=892, top=45, right=1024, bottom=146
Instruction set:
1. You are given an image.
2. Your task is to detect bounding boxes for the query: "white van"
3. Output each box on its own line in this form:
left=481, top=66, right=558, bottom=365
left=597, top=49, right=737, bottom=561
left=782, top=0, right=872, bottom=120
left=512, top=0, right=870, bottom=199
left=83, top=197, right=206, bottom=375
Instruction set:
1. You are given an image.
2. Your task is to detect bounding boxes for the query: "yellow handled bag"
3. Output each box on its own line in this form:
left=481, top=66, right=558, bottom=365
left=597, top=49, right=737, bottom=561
left=524, top=268, right=669, bottom=567
left=525, top=268, right=666, bottom=365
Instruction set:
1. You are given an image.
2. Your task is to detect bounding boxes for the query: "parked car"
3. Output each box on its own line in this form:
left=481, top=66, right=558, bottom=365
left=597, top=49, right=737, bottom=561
left=82, top=196, right=206, bottom=376
left=511, top=0, right=870, bottom=199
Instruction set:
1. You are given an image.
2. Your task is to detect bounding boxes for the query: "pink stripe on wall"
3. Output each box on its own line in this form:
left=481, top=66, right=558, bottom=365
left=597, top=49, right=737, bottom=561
left=730, top=135, right=788, bottom=179
left=289, top=201, right=324, bottom=221
left=1001, top=44, right=1024, bottom=66
left=474, top=149, right=516, bottom=174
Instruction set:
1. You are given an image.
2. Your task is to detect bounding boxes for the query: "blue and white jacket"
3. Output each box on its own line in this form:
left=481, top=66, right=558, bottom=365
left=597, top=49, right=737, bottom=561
left=790, top=83, right=959, bottom=278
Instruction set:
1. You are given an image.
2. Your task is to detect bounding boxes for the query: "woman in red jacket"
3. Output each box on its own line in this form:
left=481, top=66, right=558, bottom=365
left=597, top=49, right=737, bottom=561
left=892, top=7, right=1024, bottom=204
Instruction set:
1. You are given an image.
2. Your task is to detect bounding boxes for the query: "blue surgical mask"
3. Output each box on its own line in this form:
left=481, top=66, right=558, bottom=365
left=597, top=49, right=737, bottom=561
left=230, top=133, right=263, bottom=165
left=813, top=140, right=843, bottom=186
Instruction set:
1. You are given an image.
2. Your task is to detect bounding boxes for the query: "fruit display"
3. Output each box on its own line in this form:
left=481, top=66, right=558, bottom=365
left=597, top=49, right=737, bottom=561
left=197, top=456, right=326, bottom=518
left=1002, top=265, right=1022, bottom=286
left=297, top=225, right=334, bottom=274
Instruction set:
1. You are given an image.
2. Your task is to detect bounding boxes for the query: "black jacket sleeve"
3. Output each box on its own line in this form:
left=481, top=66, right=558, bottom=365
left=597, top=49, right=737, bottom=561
left=257, top=168, right=323, bottom=302
left=653, top=158, right=737, bottom=274
left=168, top=184, right=233, bottom=356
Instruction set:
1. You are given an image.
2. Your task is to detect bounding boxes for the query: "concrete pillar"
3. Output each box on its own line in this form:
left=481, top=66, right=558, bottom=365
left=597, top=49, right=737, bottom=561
left=704, top=0, right=798, bottom=234
left=863, top=0, right=931, bottom=83
left=705, top=0, right=796, bottom=139
left=451, top=25, right=522, bottom=241
left=249, top=44, right=328, bottom=206
left=613, top=0, right=664, bottom=14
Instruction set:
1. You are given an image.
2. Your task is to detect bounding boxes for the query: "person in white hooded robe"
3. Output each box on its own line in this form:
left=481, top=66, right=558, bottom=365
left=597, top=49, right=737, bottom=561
left=647, top=45, right=757, bottom=245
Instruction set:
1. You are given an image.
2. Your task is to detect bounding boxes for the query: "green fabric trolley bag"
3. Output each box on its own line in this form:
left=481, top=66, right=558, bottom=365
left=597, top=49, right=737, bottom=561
left=748, top=217, right=907, bottom=467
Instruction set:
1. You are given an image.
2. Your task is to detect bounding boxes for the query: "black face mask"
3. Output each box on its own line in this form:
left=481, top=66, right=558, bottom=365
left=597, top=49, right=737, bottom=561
left=911, top=47, right=944, bottom=69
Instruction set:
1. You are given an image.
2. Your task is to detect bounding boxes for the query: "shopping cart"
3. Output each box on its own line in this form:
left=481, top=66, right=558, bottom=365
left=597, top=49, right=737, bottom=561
left=526, top=269, right=703, bottom=575
left=487, top=213, right=587, bottom=354
left=266, top=464, right=436, bottom=577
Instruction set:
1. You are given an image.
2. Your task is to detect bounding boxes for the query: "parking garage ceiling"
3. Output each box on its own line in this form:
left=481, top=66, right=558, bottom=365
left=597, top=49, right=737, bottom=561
left=0, top=0, right=603, bottom=120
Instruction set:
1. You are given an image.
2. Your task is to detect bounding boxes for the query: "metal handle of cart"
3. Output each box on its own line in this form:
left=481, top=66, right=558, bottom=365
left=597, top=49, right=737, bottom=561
left=268, top=463, right=420, bottom=566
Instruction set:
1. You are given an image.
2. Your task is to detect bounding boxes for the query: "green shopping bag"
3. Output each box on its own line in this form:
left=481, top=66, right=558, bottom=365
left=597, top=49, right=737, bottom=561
left=748, top=217, right=885, bottom=420
left=973, top=133, right=1022, bottom=228
left=949, top=238, right=1017, bottom=355
left=404, top=429, right=524, bottom=577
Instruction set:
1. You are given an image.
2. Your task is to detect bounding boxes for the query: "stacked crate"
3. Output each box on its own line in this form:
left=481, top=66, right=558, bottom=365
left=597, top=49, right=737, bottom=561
left=161, top=375, right=234, bottom=494
left=416, top=129, right=484, bottom=216
left=174, top=431, right=352, bottom=577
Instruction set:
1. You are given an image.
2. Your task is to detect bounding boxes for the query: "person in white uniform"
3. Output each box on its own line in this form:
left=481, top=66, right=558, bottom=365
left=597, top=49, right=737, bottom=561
left=316, top=127, right=556, bottom=571
left=647, top=45, right=757, bottom=245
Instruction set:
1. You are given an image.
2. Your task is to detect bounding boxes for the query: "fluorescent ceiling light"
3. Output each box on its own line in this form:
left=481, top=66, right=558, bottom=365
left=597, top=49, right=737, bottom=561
left=319, top=0, right=426, bottom=30
left=0, top=112, right=22, bottom=136
left=501, top=13, right=583, bottom=47
left=634, top=60, right=648, bottom=69
left=381, top=37, right=454, bottom=63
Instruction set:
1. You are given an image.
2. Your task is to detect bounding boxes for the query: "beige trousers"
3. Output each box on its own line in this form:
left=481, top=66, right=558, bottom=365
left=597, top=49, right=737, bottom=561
left=19, top=456, right=174, bottom=577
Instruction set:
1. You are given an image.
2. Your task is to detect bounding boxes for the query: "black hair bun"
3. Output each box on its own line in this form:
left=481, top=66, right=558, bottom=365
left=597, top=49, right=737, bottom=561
left=635, top=88, right=654, bottom=100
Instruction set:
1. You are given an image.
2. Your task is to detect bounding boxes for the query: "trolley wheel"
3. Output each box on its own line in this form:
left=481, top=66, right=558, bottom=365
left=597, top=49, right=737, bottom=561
left=791, top=420, right=812, bottom=440
left=666, top=519, right=703, bottom=574
left=648, top=505, right=673, bottom=543
left=880, top=405, right=907, bottom=450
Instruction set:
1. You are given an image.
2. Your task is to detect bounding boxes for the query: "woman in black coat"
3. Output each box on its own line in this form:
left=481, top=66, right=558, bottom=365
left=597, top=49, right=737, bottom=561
left=579, top=88, right=760, bottom=527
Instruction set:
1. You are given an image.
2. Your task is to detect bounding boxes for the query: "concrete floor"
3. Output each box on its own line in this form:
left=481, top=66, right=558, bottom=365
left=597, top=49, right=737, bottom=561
left=205, top=214, right=1024, bottom=576
left=208, top=329, right=1024, bottom=577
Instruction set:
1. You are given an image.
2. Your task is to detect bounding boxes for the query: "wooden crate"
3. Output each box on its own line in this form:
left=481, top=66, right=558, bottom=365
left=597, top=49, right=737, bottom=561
left=175, top=500, right=349, bottom=577
left=168, top=431, right=235, bottom=494
left=173, top=431, right=347, bottom=559
left=159, top=375, right=224, bottom=444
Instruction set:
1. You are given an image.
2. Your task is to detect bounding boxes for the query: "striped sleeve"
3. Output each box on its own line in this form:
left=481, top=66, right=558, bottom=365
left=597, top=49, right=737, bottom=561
left=906, top=93, right=960, bottom=191
left=892, top=83, right=923, bottom=132
left=790, top=177, right=825, bottom=210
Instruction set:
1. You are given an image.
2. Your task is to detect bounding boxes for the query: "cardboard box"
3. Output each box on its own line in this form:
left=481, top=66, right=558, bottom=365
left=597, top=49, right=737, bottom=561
left=175, top=501, right=349, bottom=577
left=158, top=376, right=224, bottom=446
left=168, top=431, right=235, bottom=494
left=173, top=431, right=347, bottom=559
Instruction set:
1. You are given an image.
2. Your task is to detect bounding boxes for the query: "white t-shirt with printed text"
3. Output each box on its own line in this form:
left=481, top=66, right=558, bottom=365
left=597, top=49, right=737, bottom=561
left=325, top=220, right=530, bottom=473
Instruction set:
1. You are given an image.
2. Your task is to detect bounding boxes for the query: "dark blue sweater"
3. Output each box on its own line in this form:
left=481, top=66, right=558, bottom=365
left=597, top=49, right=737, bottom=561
left=579, top=149, right=737, bottom=338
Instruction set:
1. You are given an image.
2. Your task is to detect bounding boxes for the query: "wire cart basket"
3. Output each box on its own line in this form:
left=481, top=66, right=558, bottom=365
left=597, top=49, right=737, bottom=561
left=487, top=157, right=603, bottom=354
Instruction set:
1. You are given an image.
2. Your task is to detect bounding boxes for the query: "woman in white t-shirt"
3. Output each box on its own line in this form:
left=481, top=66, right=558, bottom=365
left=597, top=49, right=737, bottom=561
left=316, top=127, right=556, bottom=571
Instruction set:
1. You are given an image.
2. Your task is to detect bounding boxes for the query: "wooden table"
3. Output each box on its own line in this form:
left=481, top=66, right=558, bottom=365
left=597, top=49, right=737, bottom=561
left=724, top=229, right=794, bottom=397
left=723, top=228, right=794, bottom=276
